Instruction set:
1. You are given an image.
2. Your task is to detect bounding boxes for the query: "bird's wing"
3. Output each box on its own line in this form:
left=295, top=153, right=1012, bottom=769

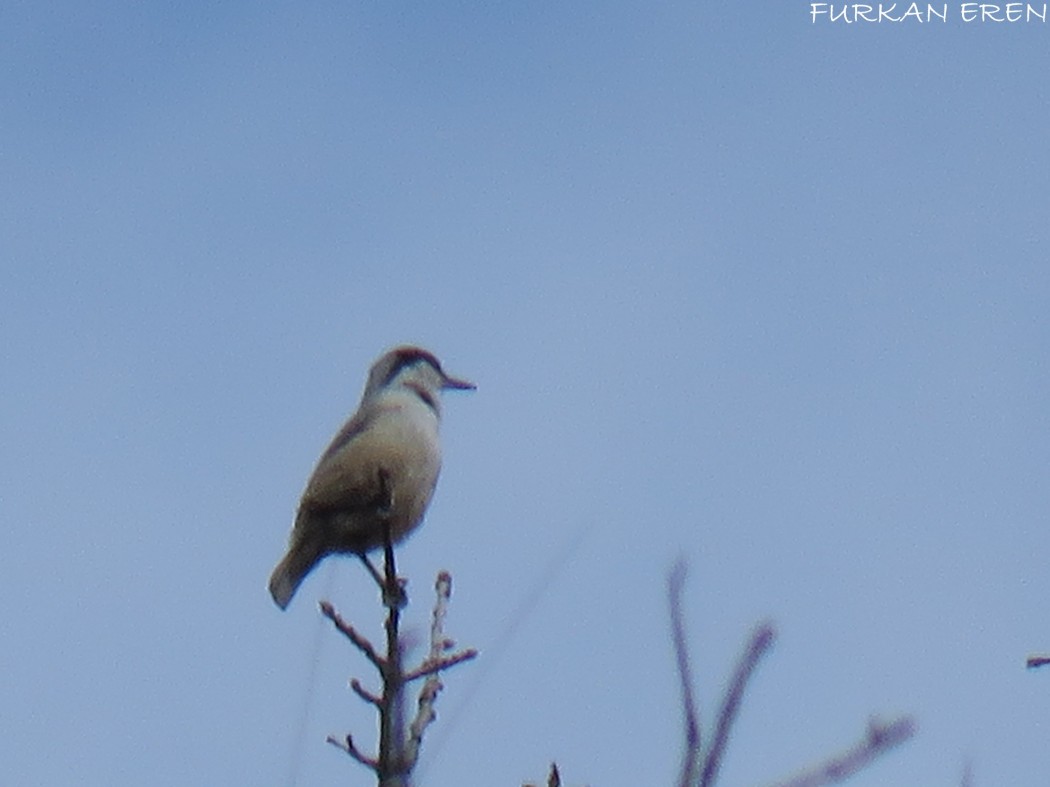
left=316, top=407, right=374, bottom=465
left=298, top=408, right=394, bottom=515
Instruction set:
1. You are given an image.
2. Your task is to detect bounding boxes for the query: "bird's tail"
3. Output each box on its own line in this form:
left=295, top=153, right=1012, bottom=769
left=268, top=537, right=325, bottom=610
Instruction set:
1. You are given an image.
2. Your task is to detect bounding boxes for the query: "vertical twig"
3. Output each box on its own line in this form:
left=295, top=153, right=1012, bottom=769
left=405, top=572, right=450, bottom=762
left=379, top=527, right=407, bottom=787
left=669, top=558, right=701, bottom=787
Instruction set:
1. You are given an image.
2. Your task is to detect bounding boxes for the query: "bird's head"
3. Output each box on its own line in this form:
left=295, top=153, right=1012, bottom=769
left=363, top=346, right=475, bottom=412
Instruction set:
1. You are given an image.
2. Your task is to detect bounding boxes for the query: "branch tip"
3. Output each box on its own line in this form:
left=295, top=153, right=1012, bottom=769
left=769, top=715, right=916, bottom=787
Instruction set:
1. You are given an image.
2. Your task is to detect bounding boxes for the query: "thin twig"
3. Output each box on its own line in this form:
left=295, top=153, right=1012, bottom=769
left=404, top=649, right=479, bottom=682
left=360, top=553, right=386, bottom=591
left=700, top=622, right=776, bottom=787
left=1026, top=655, right=1050, bottom=669
left=669, top=558, right=701, bottom=787
left=767, top=716, right=916, bottom=787
left=350, top=678, right=382, bottom=707
left=319, top=600, right=384, bottom=671
left=430, top=572, right=453, bottom=652
left=325, top=733, right=379, bottom=771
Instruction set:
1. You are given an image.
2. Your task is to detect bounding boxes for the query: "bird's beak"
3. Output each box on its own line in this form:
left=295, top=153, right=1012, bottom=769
left=443, top=374, right=476, bottom=391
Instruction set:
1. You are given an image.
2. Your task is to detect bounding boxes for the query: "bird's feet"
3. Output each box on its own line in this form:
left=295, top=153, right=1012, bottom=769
left=359, top=553, right=408, bottom=609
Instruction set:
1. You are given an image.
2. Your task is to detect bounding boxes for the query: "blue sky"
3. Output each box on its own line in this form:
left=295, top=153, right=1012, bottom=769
left=2, top=2, right=1049, bottom=785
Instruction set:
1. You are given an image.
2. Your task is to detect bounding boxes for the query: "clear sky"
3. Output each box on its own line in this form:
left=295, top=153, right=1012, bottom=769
left=2, top=2, right=1049, bottom=785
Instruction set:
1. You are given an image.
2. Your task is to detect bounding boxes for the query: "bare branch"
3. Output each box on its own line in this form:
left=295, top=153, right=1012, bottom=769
left=360, top=553, right=386, bottom=591
left=700, top=622, right=776, bottom=787
left=403, top=571, right=470, bottom=768
left=767, top=716, right=916, bottom=787
left=669, top=558, right=702, bottom=787
left=350, top=678, right=381, bottom=708
left=404, top=648, right=479, bottom=682
left=406, top=675, right=440, bottom=759
left=382, top=527, right=408, bottom=610
left=1026, top=655, right=1050, bottom=669
left=431, top=572, right=453, bottom=644
left=326, top=733, right=379, bottom=771
left=319, top=600, right=385, bottom=671
left=323, top=527, right=474, bottom=784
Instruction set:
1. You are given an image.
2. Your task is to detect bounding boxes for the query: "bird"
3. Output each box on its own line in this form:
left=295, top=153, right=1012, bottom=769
left=268, top=346, right=474, bottom=609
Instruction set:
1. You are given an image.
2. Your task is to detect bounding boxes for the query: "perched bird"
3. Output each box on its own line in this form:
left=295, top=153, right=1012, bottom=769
left=269, top=346, right=474, bottom=609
